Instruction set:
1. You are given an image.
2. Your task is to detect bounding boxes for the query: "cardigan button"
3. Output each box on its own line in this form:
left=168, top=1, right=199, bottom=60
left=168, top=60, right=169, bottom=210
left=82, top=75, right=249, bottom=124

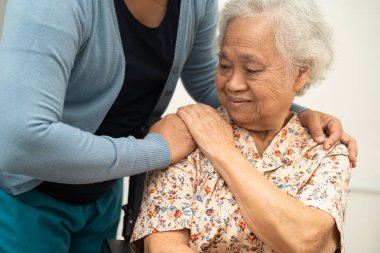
left=164, top=90, right=173, bottom=96
left=172, top=67, right=179, bottom=74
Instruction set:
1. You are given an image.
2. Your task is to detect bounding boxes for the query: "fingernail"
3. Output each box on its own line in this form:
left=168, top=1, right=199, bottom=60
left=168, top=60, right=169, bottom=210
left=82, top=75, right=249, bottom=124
left=325, top=144, right=331, bottom=150
left=316, top=136, right=325, bottom=143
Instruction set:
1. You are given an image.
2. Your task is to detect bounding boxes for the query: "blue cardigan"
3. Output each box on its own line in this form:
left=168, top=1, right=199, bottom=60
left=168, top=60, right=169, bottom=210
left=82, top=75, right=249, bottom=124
left=0, top=0, right=220, bottom=194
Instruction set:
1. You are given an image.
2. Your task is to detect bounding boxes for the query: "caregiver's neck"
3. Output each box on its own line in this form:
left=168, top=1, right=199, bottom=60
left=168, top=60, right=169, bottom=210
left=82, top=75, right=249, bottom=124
left=123, top=0, right=169, bottom=28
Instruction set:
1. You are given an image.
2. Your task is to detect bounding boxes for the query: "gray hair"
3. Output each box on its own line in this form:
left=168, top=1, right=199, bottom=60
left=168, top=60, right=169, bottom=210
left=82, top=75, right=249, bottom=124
left=218, top=0, right=334, bottom=94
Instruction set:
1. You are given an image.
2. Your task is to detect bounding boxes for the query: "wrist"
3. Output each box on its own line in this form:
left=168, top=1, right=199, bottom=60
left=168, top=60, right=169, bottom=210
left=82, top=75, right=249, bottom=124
left=206, top=142, right=241, bottom=165
left=204, top=141, right=236, bottom=159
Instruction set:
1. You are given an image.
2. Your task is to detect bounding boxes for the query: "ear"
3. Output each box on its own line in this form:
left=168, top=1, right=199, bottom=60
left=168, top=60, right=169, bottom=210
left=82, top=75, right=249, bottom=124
left=293, top=66, right=311, bottom=93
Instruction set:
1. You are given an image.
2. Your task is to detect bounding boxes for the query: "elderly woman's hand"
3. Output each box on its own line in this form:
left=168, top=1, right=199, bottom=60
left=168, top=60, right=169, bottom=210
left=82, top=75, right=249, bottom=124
left=298, top=109, right=357, bottom=167
left=177, top=104, right=234, bottom=159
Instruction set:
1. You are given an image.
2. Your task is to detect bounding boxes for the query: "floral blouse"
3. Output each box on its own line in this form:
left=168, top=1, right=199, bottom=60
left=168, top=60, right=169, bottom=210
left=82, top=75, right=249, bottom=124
left=132, top=108, right=351, bottom=253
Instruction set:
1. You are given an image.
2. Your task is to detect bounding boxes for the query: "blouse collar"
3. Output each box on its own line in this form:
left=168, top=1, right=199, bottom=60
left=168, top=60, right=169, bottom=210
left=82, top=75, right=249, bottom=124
left=217, top=107, right=318, bottom=173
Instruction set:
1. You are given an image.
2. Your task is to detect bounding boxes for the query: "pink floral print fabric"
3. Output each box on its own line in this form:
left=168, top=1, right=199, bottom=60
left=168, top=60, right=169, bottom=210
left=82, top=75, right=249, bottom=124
left=132, top=108, right=351, bottom=252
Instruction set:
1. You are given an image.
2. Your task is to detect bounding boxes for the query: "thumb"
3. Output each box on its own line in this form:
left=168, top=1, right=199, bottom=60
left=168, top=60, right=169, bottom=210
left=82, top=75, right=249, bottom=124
left=301, top=112, right=325, bottom=143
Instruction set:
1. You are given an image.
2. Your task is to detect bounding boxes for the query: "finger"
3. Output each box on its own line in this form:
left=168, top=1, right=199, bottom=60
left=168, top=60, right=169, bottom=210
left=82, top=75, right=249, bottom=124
left=177, top=104, right=197, bottom=115
left=345, top=139, right=357, bottom=168
left=199, top=103, right=215, bottom=112
left=341, top=133, right=358, bottom=168
left=177, top=106, right=206, bottom=132
left=180, top=104, right=213, bottom=123
left=305, top=114, right=326, bottom=144
left=323, top=119, right=342, bottom=150
left=177, top=107, right=194, bottom=125
left=167, top=113, right=184, bottom=123
left=177, top=103, right=199, bottom=111
left=203, top=106, right=221, bottom=119
left=191, top=103, right=213, bottom=116
left=198, top=107, right=218, bottom=122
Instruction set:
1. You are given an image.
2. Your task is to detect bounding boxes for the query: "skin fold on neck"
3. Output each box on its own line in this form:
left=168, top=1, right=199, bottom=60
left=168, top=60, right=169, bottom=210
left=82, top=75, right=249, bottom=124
left=247, top=112, right=294, bottom=156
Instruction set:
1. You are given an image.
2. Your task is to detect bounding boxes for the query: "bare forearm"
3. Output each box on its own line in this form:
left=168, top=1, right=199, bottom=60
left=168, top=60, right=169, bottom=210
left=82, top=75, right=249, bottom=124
left=144, top=230, right=195, bottom=253
left=145, top=244, right=195, bottom=253
left=209, top=148, right=336, bottom=253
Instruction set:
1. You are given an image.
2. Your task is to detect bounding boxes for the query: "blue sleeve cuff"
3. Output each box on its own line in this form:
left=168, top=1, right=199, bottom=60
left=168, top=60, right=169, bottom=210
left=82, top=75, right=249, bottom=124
left=290, top=103, right=309, bottom=114
left=132, top=133, right=171, bottom=175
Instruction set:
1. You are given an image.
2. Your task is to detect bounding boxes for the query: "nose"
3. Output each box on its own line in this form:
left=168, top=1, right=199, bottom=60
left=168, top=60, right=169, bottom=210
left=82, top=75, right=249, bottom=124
left=226, top=71, right=248, bottom=92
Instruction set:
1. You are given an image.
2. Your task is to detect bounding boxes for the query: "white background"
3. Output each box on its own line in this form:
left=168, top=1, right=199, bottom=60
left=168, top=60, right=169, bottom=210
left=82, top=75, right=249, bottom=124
left=1, top=0, right=379, bottom=252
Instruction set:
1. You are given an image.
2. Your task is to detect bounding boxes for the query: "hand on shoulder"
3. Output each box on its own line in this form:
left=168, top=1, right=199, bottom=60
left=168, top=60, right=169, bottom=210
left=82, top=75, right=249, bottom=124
left=149, top=114, right=196, bottom=164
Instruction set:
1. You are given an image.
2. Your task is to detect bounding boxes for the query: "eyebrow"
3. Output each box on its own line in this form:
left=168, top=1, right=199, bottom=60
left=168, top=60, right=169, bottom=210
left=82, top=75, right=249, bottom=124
left=218, top=52, right=264, bottom=64
left=239, top=54, right=260, bottom=62
left=218, top=52, right=227, bottom=59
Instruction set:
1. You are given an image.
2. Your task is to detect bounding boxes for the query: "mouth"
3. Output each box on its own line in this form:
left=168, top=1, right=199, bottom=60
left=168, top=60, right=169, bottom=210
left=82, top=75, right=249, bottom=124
left=228, top=97, right=252, bottom=105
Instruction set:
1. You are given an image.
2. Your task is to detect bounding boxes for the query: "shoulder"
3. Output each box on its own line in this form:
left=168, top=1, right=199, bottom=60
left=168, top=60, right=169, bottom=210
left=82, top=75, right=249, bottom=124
left=328, top=143, right=349, bottom=157
left=290, top=116, right=349, bottom=162
left=323, top=143, right=350, bottom=176
left=191, top=0, right=218, bottom=12
left=5, top=0, right=91, bottom=21
left=184, top=0, right=218, bottom=22
left=3, top=1, right=94, bottom=42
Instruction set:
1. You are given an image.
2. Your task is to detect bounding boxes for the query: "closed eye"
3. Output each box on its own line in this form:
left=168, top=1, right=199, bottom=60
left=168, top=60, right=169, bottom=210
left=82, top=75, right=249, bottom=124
left=245, top=68, right=262, bottom=75
left=220, top=64, right=231, bottom=69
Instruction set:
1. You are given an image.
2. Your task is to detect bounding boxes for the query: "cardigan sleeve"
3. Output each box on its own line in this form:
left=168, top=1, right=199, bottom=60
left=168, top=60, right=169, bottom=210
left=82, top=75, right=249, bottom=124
left=290, top=103, right=309, bottom=113
left=0, top=0, right=171, bottom=185
left=180, top=0, right=221, bottom=109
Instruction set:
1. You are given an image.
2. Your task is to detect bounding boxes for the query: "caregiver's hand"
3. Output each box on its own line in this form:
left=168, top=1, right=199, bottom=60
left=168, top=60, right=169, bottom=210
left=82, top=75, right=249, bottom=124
left=298, top=109, right=358, bottom=167
left=149, top=114, right=196, bottom=164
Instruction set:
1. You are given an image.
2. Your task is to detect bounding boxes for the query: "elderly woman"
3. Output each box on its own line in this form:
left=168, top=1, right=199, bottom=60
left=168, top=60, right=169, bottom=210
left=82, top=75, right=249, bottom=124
left=131, top=0, right=351, bottom=252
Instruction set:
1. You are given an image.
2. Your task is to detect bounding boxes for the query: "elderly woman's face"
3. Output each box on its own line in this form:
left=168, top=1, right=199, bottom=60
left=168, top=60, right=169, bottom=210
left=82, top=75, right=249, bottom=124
left=215, top=17, right=305, bottom=130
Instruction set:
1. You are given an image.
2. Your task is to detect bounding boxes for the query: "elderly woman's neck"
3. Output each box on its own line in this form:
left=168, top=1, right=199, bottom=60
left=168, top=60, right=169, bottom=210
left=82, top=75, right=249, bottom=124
left=247, top=112, right=294, bottom=156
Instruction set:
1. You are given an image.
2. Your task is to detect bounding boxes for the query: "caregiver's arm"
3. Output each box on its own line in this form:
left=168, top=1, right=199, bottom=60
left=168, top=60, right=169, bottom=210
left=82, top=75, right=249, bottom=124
left=0, top=1, right=191, bottom=184
left=144, top=230, right=195, bottom=253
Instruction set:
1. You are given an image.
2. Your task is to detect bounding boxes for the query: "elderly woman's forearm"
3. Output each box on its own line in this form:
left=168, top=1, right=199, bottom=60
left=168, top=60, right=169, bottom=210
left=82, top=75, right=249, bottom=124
left=144, top=230, right=195, bottom=253
left=144, top=245, right=195, bottom=253
left=209, top=149, right=338, bottom=253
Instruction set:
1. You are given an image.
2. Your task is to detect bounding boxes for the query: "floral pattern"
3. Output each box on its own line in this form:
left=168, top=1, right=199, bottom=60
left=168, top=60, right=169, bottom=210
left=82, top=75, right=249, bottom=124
left=132, top=107, right=351, bottom=252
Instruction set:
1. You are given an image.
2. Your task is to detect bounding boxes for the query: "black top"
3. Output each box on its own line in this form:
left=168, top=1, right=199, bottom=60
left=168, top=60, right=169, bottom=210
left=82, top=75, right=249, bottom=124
left=35, top=0, right=180, bottom=204
left=97, top=0, right=180, bottom=138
